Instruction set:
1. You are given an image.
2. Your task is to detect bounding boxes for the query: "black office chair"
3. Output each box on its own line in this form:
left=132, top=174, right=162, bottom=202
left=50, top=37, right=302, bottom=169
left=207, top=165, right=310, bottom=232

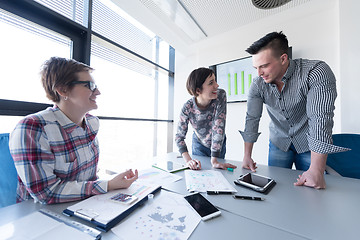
left=326, top=133, right=360, bottom=179
left=0, top=133, right=18, bottom=208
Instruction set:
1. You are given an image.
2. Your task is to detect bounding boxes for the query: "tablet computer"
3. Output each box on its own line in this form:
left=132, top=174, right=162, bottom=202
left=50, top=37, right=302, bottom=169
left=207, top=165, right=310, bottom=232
left=152, top=160, right=189, bottom=173
left=234, top=173, right=276, bottom=193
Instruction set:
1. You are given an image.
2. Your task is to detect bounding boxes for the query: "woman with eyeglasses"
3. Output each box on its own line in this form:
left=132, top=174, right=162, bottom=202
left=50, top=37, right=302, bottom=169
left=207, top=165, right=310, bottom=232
left=9, top=57, right=138, bottom=204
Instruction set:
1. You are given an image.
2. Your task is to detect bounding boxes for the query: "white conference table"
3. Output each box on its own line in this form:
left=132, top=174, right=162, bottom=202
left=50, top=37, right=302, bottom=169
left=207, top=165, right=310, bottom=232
left=159, top=153, right=360, bottom=240
left=0, top=191, right=305, bottom=240
left=1, top=152, right=359, bottom=240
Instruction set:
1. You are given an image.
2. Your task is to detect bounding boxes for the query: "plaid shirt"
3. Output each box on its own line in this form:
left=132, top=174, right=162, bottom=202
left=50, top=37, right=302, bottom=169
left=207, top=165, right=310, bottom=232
left=9, top=106, right=107, bottom=204
left=240, top=59, right=348, bottom=154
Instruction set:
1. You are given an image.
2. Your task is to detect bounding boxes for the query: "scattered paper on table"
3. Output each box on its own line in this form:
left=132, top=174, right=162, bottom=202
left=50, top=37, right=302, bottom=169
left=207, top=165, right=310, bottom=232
left=185, top=170, right=237, bottom=193
left=112, top=190, right=201, bottom=240
left=137, top=168, right=182, bottom=185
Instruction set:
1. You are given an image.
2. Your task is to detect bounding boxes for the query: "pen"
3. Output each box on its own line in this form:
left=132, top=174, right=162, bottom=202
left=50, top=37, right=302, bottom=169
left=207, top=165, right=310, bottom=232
left=233, top=195, right=265, bottom=201
left=207, top=191, right=234, bottom=195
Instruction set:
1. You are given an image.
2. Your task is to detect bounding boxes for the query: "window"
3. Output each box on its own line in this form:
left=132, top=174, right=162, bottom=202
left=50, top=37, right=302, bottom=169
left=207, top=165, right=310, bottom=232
left=0, top=116, right=22, bottom=133
left=0, top=8, right=71, bottom=133
left=90, top=0, right=172, bottom=170
left=92, top=0, right=154, bottom=61
left=0, top=9, right=71, bottom=104
left=33, top=0, right=88, bottom=27
left=90, top=47, right=156, bottom=119
left=0, top=0, right=175, bottom=172
left=90, top=44, right=170, bottom=170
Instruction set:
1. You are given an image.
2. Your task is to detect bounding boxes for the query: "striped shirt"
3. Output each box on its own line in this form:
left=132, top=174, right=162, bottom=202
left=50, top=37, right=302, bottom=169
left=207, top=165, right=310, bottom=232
left=175, top=89, right=227, bottom=157
left=9, top=106, right=107, bottom=204
left=240, top=59, right=347, bottom=154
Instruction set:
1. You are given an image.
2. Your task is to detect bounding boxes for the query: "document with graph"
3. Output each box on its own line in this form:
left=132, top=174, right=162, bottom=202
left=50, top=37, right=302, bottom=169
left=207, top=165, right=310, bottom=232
left=112, top=190, right=201, bottom=240
left=185, top=170, right=237, bottom=193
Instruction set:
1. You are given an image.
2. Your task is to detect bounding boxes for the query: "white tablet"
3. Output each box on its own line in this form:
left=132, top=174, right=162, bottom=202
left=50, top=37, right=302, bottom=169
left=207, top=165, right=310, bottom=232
left=152, top=160, right=189, bottom=173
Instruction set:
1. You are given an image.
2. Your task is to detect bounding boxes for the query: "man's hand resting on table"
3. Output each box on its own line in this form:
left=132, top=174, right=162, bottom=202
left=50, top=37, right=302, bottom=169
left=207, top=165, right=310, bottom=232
left=242, top=156, right=257, bottom=172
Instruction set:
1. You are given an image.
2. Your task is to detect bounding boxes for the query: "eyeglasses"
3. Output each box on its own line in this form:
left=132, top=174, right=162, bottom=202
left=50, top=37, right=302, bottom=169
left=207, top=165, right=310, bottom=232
left=70, top=81, right=97, bottom=92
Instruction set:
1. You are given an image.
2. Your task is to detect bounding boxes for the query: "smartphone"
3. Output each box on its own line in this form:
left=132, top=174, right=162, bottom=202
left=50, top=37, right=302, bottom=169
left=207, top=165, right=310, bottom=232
left=184, top=192, right=221, bottom=221
left=110, top=192, right=138, bottom=205
left=234, top=173, right=276, bottom=193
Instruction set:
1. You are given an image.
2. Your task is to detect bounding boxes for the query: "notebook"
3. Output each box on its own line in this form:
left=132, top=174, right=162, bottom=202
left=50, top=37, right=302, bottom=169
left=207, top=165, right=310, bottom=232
left=63, top=183, right=161, bottom=232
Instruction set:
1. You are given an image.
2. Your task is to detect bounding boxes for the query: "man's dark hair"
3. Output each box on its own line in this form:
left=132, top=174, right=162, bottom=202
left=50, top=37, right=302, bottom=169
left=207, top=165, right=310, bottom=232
left=246, top=31, right=289, bottom=58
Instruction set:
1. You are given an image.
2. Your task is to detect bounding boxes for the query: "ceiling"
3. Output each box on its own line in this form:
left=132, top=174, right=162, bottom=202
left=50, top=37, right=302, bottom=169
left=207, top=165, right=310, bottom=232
left=137, top=0, right=311, bottom=43
left=112, top=0, right=313, bottom=54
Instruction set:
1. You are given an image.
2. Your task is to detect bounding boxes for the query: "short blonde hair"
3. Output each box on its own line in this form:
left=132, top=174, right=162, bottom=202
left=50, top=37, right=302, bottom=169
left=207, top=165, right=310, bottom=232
left=41, top=57, right=93, bottom=102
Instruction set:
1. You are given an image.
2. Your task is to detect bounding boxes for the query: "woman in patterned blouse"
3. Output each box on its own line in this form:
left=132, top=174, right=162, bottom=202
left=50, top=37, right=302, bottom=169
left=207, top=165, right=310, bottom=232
left=175, top=67, right=237, bottom=170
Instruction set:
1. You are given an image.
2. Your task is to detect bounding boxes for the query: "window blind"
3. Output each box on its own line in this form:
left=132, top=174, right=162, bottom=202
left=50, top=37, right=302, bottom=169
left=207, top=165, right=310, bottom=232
left=92, top=0, right=155, bottom=63
left=34, top=0, right=87, bottom=27
left=0, top=8, right=71, bottom=47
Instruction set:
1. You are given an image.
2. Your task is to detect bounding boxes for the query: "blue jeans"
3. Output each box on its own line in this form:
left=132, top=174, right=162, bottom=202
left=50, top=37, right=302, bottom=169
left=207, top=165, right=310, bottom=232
left=192, top=133, right=226, bottom=159
left=268, top=141, right=311, bottom=171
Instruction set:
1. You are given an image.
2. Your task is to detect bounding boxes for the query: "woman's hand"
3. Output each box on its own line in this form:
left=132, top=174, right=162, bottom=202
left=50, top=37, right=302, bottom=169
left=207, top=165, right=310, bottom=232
left=108, top=169, right=138, bottom=191
left=211, top=157, right=237, bottom=170
left=187, top=159, right=201, bottom=170
left=182, top=152, right=201, bottom=170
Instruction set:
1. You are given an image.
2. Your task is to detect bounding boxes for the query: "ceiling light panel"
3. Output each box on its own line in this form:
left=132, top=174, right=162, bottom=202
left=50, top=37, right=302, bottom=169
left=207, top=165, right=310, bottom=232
left=139, top=0, right=207, bottom=42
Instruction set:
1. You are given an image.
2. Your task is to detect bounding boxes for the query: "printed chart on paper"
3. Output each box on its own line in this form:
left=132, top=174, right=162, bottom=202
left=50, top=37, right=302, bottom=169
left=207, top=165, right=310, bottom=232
left=112, top=190, right=200, bottom=240
left=185, top=170, right=237, bottom=193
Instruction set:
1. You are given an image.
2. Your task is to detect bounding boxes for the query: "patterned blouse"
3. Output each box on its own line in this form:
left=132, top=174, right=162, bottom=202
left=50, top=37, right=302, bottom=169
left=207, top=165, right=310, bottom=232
left=9, top=106, right=107, bottom=204
left=175, top=88, right=227, bottom=157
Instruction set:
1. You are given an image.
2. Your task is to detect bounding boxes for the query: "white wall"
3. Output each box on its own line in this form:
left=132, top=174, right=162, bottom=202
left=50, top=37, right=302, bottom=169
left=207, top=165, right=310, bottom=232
left=339, top=0, right=360, bottom=133
left=173, top=0, right=353, bottom=165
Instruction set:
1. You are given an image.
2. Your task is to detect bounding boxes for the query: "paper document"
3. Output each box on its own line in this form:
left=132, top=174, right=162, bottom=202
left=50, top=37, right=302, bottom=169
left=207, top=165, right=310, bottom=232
left=137, top=167, right=182, bottom=185
left=185, top=170, right=237, bottom=193
left=112, top=190, right=201, bottom=240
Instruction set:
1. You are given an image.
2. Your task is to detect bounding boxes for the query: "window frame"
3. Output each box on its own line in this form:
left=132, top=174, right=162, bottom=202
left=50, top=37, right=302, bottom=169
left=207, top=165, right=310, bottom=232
left=0, top=0, right=175, bottom=153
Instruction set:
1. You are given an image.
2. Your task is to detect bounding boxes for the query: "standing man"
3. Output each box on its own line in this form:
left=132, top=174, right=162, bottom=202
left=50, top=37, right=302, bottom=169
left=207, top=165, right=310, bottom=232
left=239, top=31, right=347, bottom=189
